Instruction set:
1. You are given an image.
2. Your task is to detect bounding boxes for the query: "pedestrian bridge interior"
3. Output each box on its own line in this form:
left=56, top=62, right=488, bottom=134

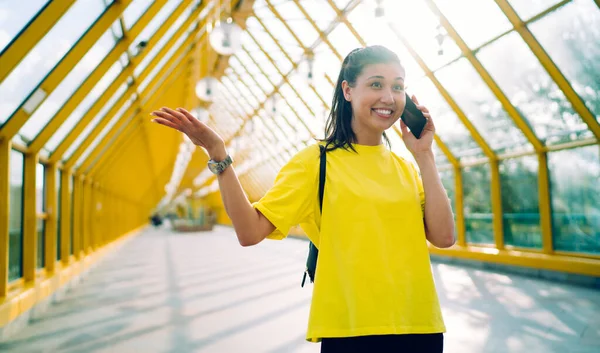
left=0, top=0, right=599, bottom=352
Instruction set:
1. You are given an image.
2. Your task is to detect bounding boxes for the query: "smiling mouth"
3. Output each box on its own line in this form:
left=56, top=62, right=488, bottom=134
left=372, top=108, right=394, bottom=118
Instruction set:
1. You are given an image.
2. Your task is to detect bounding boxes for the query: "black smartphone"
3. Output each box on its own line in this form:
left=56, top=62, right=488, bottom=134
left=400, top=93, right=427, bottom=139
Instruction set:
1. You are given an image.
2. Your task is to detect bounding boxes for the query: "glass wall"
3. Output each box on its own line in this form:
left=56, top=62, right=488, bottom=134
left=9, top=150, right=24, bottom=281
left=463, top=164, right=493, bottom=244
left=549, top=146, right=600, bottom=254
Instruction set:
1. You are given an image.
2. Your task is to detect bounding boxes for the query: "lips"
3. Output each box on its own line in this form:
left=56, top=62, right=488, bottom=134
left=372, top=108, right=393, bottom=118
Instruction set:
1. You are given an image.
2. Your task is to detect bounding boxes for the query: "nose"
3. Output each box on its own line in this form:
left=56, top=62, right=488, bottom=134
left=380, top=88, right=394, bottom=105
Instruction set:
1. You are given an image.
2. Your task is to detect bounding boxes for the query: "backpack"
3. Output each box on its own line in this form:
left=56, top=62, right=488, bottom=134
left=301, top=145, right=327, bottom=287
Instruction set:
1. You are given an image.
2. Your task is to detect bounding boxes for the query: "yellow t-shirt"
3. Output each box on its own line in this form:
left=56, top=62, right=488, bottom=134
left=252, top=143, right=446, bottom=342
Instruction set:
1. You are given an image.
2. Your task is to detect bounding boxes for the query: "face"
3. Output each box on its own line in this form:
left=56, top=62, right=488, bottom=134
left=342, top=62, right=406, bottom=138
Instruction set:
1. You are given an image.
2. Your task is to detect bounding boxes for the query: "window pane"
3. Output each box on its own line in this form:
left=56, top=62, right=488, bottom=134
left=9, top=150, right=24, bottom=281
left=18, top=21, right=122, bottom=143
left=436, top=58, right=531, bottom=154
left=463, top=164, right=493, bottom=244
left=386, top=0, right=462, bottom=71
left=0, top=0, right=49, bottom=52
left=327, top=23, right=362, bottom=61
left=123, top=0, right=153, bottom=29
left=0, top=0, right=107, bottom=124
left=56, top=169, right=61, bottom=260
left=36, top=163, right=45, bottom=269
left=267, top=0, right=319, bottom=47
left=62, top=82, right=129, bottom=161
left=433, top=0, right=512, bottom=49
left=549, top=146, right=600, bottom=254
left=478, top=31, right=591, bottom=145
left=45, top=60, right=123, bottom=153
left=529, top=0, right=600, bottom=119
left=500, top=156, right=542, bottom=248
left=410, top=77, right=484, bottom=160
left=508, top=0, right=565, bottom=21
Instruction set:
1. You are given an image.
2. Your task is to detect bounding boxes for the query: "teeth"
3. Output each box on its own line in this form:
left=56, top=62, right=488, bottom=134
left=374, top=109, right=392, bottom=115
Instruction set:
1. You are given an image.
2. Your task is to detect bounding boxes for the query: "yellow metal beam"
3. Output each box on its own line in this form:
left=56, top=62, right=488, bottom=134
left=454, top=165, right=466, bottom=246
left=538, top=152, right=553, bottom=253
left=30, top=0, right=171, bottom=153
left=0, top=139, right=10, bottom=296
left=423, top=0, right=543, bottom=152
left=46, top=0, right=197, bottom=161
left=291, top=0, right=342, bottom=61
left=44, top=163, right=57, bottom=273
left=22, top=153, right=39, bottom=281
left=59, top=168, right=71, bottom=264
left=72, top=175, right=83, bottom=259
left=0, top=0, right=75, bottom=82
left=494, top=0, right=600, bottom=140
left=0, top=0, right=134, bottom=141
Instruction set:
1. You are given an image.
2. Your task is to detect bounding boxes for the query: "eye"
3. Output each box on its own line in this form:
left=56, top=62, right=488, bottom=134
left=370, top=81, right=382, bottom=88
left=393, top=84, right=404, bottom=91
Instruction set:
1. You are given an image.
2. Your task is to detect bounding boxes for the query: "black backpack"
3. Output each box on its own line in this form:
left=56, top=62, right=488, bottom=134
left=301, top=145, right=327, bottom=287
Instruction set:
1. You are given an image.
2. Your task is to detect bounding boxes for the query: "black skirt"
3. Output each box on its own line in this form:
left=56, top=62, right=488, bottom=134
left=320, top=333, right=444, bottom=353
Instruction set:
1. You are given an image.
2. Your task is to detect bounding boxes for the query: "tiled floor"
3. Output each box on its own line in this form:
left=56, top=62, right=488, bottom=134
left=0, top=226, right=598, bottom=352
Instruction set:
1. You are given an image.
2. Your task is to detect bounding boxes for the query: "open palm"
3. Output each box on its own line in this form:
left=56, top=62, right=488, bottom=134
left=150, top=107, right=224, bottom=154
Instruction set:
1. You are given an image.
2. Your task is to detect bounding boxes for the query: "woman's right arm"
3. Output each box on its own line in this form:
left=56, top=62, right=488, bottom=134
left=150, top=107, right=275, bottom=246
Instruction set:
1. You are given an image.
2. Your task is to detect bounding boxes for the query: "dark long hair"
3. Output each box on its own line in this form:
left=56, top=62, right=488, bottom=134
left=321, top=46, right=402, bottom=152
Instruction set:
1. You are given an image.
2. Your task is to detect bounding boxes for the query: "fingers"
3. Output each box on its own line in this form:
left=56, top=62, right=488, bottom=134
left=150, top=110, right=180, bottom=125
left=161, top=107, right=190, bottom=123
left=151, top=117, right=183, bottom=132
left=176, top=107, right=200, bottom=124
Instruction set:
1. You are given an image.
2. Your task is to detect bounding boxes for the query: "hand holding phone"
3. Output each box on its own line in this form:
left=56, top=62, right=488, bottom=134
left=400, top=93, right=428, bottom=139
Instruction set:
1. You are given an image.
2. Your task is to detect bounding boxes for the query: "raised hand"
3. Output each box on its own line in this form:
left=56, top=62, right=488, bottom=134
left=150, top=107, right=226, bottom=159
left=400, top=95, right=435, bottom=157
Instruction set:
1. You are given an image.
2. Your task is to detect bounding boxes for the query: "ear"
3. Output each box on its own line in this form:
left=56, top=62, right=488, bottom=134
left=341, top=80, right=352, bottom=102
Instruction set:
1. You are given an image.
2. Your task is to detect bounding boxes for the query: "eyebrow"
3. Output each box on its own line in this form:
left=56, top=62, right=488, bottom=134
left=367, top=75, right=404, bottom=81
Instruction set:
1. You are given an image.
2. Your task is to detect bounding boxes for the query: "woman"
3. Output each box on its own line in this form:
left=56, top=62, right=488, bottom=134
left=151, top=45, right=454, bottom=353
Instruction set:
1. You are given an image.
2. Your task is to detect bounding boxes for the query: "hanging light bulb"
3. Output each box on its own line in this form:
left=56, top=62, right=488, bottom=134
left=209, top=18, right=243, bottom=56
left=306, top=50, right=315, bottom=84
left=375, top=0, right=384, bottom=17
left=271, top=95, right=277, bottom=115
left=435, top=24, right=445, bottom=56
left=195, top=77, right=219, bottom=102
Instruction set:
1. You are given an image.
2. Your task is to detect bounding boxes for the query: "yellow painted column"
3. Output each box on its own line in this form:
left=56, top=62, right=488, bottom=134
left=23, top=153, right=39, bottom=281
left=0, top=139, right=11, bottom=296
left=454, top=165, right=466, bottom=247
left=490, top=160, right=504, bottom=250
left=59, top=169, right=72, bottom=265
left=44, top=163, right=57, bottom=273
left=538, top=152, right=554, bottom=253
left=72, top=175, right=83, bottom=259
left=82, top=179, right=91, bottom=254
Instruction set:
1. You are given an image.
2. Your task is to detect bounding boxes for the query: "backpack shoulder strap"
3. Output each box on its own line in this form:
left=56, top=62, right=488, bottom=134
left=318, top=145, right=326, bottom=213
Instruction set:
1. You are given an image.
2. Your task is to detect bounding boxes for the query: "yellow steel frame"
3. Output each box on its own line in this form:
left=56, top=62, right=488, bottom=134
left=0, top=0, right=75, bottom=82
left=0, top=139, right=10, bottom=296
left=0, top=0, right=134, bottom=141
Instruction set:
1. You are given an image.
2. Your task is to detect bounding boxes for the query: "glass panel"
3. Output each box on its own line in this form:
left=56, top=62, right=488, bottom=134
left=36, top=163, right=45, bottom=268
left=298, top=0, right=337, bottom=31
left=0, top=0, right=49, bottom=52
left=18, top=21, right=122, bottom=142
left=56, top=169, right=61, bottom=260
left=500, top=156, right=542, bottom=248
left=62, top=82, right=129, bottom=161
left=245, top=19, right=292, bottom=74
left=268, top=0, right=319, bottom=47
left=250, top=2, right=304, bottom=60
left=549, top=146, right=600, bottom=254
left=385, top=0, right=463, bottom=71
left=327, top=23, right=362, bottom=60
left=123, top=0, right=153, bottom=29
left=433, top=0, right=512, bottom=49
left=478, top=31, right=591, bottom=145
left=508, top=0, right=565, bottom=20
left=134, top=0, right=191, bottom=77
left=45, top=60, right=123, bottom=153
left=9, top=150, right=24, bottom=281
left=529, top=0, right=600, bottom=119
left=409, top=77, right=484, bottom=160
left=0, top=0, right=107, bottom=125
left=75, top=95, right=137, bottom=167
left=463, top=164, right=493, bottom=244
left=435, top=58, right=531, bottom=154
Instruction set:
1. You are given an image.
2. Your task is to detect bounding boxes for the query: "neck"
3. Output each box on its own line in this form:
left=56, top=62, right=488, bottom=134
left=351, top=118, right=383, bottom=146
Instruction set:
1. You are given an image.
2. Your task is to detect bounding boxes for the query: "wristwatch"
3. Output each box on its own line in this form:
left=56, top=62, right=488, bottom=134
left=208, top=155, right=233, bottom=175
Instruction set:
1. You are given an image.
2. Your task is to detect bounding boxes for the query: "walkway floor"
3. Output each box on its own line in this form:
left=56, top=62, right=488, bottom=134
left=1, top=226, right=599, bottom=353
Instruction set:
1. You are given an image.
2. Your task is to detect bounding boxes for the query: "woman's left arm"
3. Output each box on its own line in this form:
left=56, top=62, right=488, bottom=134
left=415, top=152, right=456, bottom=248
left=400, top=94, right=455, bottom=248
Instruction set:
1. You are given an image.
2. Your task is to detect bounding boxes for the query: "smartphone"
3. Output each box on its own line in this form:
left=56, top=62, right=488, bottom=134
left=400, top=93, right=427, bottom=139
